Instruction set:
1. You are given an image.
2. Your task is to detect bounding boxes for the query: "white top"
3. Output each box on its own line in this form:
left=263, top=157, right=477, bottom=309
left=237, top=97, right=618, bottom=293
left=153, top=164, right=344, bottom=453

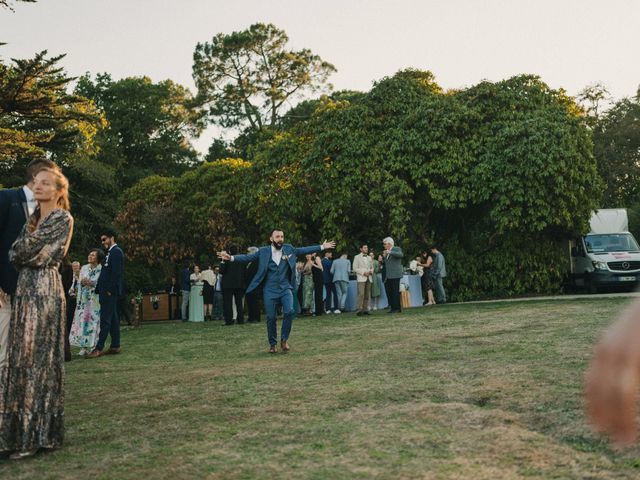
left=271, top=245, right=283, bottom=265
left=22, top=185, right=36, bottom=216
left=200, top=269, right=216, bottom=286
left=190, top=273, right=203, bottom=285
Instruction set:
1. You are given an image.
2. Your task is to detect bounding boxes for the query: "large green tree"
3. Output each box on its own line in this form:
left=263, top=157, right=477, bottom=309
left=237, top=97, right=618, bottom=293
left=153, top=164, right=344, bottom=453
left=0, top=51, right=103, bottom=185
left=242, top=71, right=601, bottom=299
left=590, top=88, right=640, bottom=207
left=75, top=74, right=204, bottom=188
left=192, top=23, right=336, bottom=133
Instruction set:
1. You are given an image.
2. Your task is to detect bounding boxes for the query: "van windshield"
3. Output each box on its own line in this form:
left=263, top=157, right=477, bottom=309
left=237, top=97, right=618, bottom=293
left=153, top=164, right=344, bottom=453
left=584, top=233, right=640, bottom=253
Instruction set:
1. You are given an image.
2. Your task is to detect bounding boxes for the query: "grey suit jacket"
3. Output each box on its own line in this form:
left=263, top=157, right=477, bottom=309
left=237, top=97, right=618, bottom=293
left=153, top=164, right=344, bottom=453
left=432, top=252, right=447, bottom=278
left=384, top=246, right=404, bottom=279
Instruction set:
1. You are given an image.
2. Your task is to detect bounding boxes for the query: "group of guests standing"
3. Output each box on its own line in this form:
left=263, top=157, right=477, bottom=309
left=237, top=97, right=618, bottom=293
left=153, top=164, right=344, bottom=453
left=177, top=247, right=261, bottom=326
left=0, top=159, right=124, bottom=460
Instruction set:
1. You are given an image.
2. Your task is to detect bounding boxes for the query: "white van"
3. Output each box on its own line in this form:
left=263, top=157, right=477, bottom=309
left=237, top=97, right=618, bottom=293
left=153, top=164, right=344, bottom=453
left=569, top=209, right=640, bottom=293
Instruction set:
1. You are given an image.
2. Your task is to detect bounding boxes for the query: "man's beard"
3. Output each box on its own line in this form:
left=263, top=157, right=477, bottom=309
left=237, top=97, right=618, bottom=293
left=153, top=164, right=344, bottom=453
left=272, top=240, right=283, bottom=250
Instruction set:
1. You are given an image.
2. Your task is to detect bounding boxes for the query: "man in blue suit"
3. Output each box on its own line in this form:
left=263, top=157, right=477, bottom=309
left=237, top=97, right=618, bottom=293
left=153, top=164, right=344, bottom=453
left=88, top=228, right=125, bottom=358
left=0, top=159, right=58, bottom=367
left=218, top=229, right=335, bottom=353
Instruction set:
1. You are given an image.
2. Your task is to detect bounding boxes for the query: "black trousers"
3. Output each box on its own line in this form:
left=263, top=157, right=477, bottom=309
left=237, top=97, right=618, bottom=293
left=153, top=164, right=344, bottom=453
left=64, top=296, right=76, bottom=360
left=246, top=289, right=261, bottom=322
left=313, top=280, right=325, bottom=315
left=223, top=288, right=245, bottom=324
left=385, top=278, right=402, bottom=312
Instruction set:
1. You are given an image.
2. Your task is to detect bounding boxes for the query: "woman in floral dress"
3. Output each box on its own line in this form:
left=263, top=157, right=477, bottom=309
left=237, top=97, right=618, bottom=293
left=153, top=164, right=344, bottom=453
left=0, top=167, right=73, bottom=459
left=69, top=249, right=104, bottom=355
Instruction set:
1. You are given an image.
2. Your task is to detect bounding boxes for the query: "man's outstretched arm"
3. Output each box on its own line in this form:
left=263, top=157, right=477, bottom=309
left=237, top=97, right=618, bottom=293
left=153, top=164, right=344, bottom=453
left=293, top=240, right=336, bottom=256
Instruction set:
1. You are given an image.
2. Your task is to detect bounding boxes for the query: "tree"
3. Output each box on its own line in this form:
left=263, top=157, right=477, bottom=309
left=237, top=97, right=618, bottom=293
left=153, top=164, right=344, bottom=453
left=115, top=159, right=257, bottom=291
left=75, top=74, right=205, bottom=188
left=0, top=51, right=103, bottom=185
left=192, top=23, right=336, bottom=133
left=577, top=82, right=612, bottom=123
left=591, top=88, right=640, bottom=206
left=243, top=70, right=601, bottom=299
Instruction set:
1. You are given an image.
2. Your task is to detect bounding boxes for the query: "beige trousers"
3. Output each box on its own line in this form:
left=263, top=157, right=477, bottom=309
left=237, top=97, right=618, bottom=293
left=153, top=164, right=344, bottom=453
left=357, top=281, right=371, bottom=312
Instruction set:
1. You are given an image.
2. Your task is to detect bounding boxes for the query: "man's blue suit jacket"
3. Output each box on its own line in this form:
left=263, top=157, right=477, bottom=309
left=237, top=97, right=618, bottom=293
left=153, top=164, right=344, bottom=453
left=232, top=243, right=321, bottom=294
left=96, top=245, right=125, bottom=297
left=0, top=187, right=29, bottom=295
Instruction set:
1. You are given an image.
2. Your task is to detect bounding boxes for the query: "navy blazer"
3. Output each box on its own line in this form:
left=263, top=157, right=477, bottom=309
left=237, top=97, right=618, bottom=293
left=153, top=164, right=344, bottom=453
left=96, top=244, right=125, bottom=297
left=0, top=187, right=29, bottom=295
left=232, top=243, right=322, bottom=294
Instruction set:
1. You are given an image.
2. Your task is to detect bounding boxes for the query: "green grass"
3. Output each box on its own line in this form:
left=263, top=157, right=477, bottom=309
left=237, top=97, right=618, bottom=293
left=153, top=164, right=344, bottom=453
left=3, top=298, right=640, bottom=479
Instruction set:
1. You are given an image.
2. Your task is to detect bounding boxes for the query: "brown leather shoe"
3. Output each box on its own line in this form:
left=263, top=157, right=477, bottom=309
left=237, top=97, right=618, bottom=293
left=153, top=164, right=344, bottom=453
left=280, top=340, right=290, bottom=352
left=269, top=345, right=277, bottom=354
left=105, top=347, right=121, bottom=355
left=85, top=349, right=105, bottom=359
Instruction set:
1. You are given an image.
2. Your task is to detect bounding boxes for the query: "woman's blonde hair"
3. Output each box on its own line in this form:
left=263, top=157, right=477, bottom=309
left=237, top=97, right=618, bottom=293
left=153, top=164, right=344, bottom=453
left=28, top=167, right=71, bottom=232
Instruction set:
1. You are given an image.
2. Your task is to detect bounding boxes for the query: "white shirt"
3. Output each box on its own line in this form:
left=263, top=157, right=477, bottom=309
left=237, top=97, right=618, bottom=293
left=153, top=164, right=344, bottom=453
left=271, top=245, right=283, bottom=265
left=22, top=186, right=36, bottom=216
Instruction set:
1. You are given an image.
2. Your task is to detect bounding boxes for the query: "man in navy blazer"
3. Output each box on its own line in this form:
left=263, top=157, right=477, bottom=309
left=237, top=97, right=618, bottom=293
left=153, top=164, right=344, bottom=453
left=218, top=229, right=335, bottom=353
left=88, top=228, right=125, bottom=358
left=0, top=159, right=58, bottom=367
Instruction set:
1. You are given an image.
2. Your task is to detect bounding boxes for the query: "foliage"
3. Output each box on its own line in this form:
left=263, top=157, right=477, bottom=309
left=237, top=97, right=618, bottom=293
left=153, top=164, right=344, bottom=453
left=115, top=159, right=256, bottom=280
left=240, top=70, right=601, bottom=298
left=192, top=23, right=336, bottom=133
left=75, top=73, right=205, bottom=188
left=0, top=51, right=104, bottom=184
left=591, top=88, right=640, bottom=207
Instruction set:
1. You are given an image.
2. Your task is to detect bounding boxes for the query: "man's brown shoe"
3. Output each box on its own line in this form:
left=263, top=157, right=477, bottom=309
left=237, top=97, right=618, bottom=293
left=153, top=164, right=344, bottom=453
left=85, top=349, right=104, bottom=359
left=280, top=340, right=290, bottom=352
left=105, top=347, right=121, bottom=355
left=269, top=345, right=277, bottom=354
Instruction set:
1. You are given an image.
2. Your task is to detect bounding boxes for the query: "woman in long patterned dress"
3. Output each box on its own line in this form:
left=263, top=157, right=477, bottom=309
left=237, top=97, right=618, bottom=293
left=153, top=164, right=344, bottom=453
left=69, top=249, right=104, bottom=355
left=0, top=167, right=73, bottom=459
left=301, top=255, right=314, bottom=315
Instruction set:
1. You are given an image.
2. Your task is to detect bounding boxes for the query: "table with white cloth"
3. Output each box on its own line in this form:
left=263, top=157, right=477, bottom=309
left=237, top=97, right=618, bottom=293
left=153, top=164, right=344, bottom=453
left=344, top=274, right=423, bottom=311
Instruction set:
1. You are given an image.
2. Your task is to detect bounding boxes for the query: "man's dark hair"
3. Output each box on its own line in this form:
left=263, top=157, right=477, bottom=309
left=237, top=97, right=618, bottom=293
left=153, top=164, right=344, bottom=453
left=270, top=228, right=284, bottom=236
left=429, top=244, right=438, bottom=251
left=25, top=158, right=58, bottom=183
left=101, top=228, right=118, bottom=241
left=360, top=243, right=368, bottom=249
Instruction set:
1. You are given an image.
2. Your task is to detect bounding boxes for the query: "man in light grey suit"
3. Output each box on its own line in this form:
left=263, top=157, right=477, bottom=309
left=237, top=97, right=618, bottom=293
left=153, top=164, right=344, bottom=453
left=330, top=252, right=351, bottom=313
left=382, top=237, right=404, bottom=313
left=430, top=244, right=447, bottom=304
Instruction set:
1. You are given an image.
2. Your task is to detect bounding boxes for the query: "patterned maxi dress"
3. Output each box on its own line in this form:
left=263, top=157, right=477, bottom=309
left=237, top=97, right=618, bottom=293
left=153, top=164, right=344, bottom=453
left=0, top=209, right=72, bottom=452
left=302, top=263, right=314, bottom=310
left=69, top=263, right=102, bottom=350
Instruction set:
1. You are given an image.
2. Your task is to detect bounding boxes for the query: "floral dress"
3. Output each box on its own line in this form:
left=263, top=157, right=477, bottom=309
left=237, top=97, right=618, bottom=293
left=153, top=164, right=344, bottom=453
left=69, top=264, right=102, bottom=350
left=0, top=209, right=72, bottom=452
left=302, top=262, right=314, bottom=310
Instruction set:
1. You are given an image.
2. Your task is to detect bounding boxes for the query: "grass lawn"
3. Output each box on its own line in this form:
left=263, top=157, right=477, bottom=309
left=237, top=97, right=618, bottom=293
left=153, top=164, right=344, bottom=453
left=2, top=298, right=640, bottom=479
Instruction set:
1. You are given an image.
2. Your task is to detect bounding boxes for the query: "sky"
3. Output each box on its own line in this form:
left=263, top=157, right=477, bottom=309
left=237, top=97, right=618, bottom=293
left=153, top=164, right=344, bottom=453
left=2, top=0, right=639, bottom=154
